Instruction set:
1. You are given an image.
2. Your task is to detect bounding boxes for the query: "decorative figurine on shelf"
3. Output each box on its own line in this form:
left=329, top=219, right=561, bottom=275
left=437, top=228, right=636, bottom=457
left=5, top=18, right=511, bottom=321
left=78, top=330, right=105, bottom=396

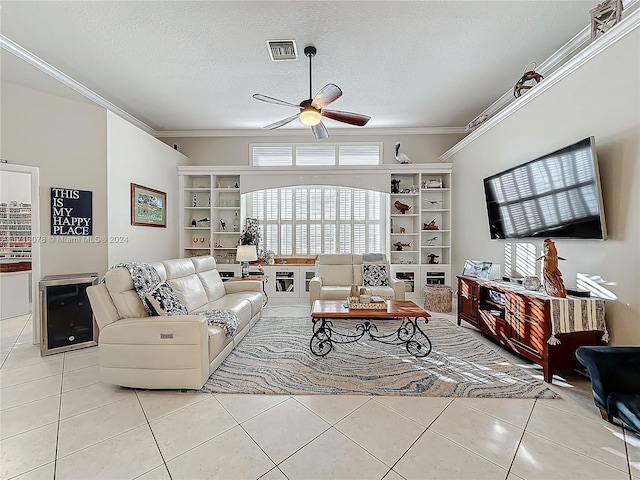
left=191, top=217, right=196, bottom=227
left=391, top=179, right=401, bottom=194
left=219, top=218, right=227, bottom=231
left=423, top=217, right=439, bottom=230
left=394, top=142, right=412, bottom=164
left=234, top=182, right=239, bottom=189
left=426, top=253, right=440, bottom=264
left=233, top=212, right=239, bottom=232
left=394, top=200, right=412, bottom=214
left=193, top=194, right=197, bottom=207
left=393, top=241, right=411, bottom=251
left=537, top=238, right=567, bottom=298
left=208, top=196, right=211, bottom=207
left=197, top=217, right=210, bottom=225
left=425, top=235, right=439, bottom=245
left=399, top=227, right=406, bottom=233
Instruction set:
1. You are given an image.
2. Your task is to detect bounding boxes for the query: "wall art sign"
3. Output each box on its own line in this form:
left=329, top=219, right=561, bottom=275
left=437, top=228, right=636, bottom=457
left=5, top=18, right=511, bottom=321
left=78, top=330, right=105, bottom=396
left=131, top=183, right=166, bottom=227
left=51, top=187, right=93, bottom=236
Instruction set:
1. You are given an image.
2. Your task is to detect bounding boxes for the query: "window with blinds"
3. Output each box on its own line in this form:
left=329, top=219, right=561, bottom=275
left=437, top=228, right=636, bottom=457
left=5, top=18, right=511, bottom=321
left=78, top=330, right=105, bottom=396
left=251, top=143, right=381, bottom=166
left=245, top=186, right=386, bottom=256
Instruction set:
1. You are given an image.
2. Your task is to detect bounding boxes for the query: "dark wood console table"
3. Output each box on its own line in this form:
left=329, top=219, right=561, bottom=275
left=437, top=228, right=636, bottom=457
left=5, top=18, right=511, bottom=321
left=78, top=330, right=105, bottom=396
left=457, top=276, right=607, bottom=383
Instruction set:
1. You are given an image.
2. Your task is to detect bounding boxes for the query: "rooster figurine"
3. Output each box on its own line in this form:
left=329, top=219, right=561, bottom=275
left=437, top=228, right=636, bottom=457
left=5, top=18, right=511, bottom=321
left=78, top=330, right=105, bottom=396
left=537, top=238, right=567, bottom=298
left=395, top=143, right=411, bottom=164
left=394, top=200, right=412, bottom=214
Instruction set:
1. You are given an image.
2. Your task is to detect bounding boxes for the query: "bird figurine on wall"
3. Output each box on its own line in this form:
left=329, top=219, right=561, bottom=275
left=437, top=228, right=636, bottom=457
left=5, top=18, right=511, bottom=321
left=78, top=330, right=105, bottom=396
left=394, top=200, right=412, bottom=214
left=537, top=238, right=567, bottom=298
left=395, top=143, right=411, bottom=164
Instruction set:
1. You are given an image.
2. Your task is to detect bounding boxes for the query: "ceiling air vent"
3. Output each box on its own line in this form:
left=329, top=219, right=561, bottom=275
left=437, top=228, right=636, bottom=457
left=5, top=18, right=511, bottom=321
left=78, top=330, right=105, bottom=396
left=266, top=40, right=298, bottom=61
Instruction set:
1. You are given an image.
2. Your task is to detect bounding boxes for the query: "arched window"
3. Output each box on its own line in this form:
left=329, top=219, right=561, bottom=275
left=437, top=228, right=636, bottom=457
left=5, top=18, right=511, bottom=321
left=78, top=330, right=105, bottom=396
left=244, top=185, right=388, bottom=256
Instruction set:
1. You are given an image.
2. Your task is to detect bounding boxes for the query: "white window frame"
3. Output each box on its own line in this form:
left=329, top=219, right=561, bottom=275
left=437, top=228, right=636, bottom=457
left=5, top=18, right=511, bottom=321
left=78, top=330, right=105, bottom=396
left=250, top=142, right=383, bottom=167
left=244, top=185, right=388, bottom=256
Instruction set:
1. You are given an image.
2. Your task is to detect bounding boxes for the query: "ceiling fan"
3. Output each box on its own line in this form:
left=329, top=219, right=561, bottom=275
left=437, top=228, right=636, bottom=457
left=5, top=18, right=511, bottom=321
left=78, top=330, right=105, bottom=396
left=252, top=46, right=371, bottom=139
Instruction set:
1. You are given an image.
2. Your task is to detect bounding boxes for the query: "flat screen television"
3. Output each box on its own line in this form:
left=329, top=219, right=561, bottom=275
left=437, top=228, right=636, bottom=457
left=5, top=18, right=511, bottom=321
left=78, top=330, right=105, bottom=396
left=483, top=137, right=607, bottom=240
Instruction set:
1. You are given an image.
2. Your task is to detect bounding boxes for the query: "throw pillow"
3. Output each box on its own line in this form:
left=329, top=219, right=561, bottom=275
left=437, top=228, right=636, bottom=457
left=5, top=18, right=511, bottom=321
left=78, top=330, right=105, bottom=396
left=362, top=264, right=388, bottom=287
left=145, top=281, right=188, bottom=316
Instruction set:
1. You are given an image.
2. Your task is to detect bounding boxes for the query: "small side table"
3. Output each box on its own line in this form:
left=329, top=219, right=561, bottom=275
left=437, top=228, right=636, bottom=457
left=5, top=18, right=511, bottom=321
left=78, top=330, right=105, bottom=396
left=226, top=275, right=269, bottom=306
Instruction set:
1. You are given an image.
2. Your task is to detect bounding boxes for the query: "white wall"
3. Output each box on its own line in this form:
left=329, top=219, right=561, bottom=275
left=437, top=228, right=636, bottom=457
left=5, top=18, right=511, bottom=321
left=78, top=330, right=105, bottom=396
left=160, top=133, right=463, bottom=166
left=448, top=29, right=640, bottom=344
left=1, top=82, right=108, bottom=278
left=107, top=112, right=188, bottom=264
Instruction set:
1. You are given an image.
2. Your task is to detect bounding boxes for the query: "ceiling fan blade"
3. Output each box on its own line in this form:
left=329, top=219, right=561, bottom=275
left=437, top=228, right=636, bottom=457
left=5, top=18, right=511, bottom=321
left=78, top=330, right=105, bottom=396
left=322, top=109, right=371, bottom=127
left=311, top=121, right=329, bottom=140
left=264, top=114, right=299, bottom=130
left=311, top=84, right=342, bottom=109
left=253, top=94, right=300, bottom=108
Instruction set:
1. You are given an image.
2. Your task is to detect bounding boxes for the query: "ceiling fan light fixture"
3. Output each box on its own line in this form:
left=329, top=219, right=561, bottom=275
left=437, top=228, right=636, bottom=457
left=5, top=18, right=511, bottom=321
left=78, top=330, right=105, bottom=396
left=299, top=106, right=322, bottom=126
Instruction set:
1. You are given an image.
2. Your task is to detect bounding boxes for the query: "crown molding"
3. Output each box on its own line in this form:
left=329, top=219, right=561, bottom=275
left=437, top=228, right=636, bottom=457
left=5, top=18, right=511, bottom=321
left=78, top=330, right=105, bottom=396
left=440, top=7, right=640, bottom=162
left=178, top=163, right=453, bottom=176
left=154, top=126, right=467, bottom=138
left=0, top=34, right=156, bottom=136
left=464, top=0, right=639, bottom=132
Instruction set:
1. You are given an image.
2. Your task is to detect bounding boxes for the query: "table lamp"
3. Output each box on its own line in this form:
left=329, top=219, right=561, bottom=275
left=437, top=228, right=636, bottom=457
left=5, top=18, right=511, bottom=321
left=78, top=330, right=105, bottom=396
left=236, top=245, right=258, bottom=278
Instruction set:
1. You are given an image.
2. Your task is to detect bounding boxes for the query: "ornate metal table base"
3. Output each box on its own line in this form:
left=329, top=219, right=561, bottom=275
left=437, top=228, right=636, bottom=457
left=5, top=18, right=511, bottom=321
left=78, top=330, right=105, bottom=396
left=310, top=316, right=432, bottom=358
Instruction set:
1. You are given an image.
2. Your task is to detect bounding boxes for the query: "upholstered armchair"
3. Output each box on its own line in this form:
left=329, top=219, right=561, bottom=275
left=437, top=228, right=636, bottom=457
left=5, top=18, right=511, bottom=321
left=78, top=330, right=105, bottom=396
left=309, top=253, right=406, bottom=306
left=576, top=346, right=640, bottom=433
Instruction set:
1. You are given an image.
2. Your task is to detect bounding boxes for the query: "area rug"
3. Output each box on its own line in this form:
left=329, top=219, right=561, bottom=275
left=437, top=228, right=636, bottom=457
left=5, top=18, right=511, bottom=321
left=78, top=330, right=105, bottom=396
left=203, top=315, right=558, bottom=398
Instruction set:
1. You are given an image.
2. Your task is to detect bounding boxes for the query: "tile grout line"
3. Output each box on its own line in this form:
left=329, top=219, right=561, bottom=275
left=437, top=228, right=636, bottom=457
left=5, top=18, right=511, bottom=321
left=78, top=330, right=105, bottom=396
left=133, top=388, right=174, bottom=480
left=291, top=393, right=374, bottom=425
left=214, top=392, right=290, bottom=425
left=504, top=396, right=538, bottom=477
left=53, top=350, right=65, bottom=480
left=0, top=313, right=32, bottom=371
left=521, top=419, right=632, bottom=474
left=382, top=396, right=457, bottom=475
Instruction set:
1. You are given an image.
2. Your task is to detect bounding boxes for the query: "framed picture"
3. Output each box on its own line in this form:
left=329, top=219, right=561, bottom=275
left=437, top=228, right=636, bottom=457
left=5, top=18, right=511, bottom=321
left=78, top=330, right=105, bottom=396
left=130, top=183, right=166, bottom=227
left=462, top=260, right=493, bottom=279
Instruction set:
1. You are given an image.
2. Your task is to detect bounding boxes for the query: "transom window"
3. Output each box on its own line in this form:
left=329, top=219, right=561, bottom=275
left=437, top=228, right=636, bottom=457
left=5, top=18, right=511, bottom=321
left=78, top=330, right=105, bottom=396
left=251, top=143, right=381, bottom=166
left=244, top=185, right=388, bottom=256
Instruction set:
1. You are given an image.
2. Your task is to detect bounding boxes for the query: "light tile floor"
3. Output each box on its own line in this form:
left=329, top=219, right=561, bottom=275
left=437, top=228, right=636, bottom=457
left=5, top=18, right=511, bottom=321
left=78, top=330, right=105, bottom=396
left=1, top=304, right=638, bottom=480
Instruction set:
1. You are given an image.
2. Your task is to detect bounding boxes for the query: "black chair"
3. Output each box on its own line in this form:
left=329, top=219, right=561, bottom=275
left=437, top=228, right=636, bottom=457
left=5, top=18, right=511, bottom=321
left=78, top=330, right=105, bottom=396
left=576, top=346, right=640, bottom=433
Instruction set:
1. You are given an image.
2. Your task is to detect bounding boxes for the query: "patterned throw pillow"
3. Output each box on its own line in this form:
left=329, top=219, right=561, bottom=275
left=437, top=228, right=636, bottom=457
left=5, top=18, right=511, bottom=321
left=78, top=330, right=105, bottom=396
left=145, top=282, right=188, bottom=316
left=362, top=264, right=388, bottom=287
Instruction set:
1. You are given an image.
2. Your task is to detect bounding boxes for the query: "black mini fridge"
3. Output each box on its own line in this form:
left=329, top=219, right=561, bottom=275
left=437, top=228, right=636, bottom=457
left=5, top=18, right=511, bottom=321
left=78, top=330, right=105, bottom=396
left=39, top=273, right=98, bottom=356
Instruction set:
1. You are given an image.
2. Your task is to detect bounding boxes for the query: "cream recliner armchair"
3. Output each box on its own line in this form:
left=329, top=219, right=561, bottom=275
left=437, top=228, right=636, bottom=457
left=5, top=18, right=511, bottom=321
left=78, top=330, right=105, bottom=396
left=309, top=254, right=405, bottom=306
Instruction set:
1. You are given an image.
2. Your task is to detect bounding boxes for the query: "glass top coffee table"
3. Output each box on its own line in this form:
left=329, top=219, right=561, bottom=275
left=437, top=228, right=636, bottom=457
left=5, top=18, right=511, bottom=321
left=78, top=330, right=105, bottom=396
left=310, top=299, right=432, bottom=358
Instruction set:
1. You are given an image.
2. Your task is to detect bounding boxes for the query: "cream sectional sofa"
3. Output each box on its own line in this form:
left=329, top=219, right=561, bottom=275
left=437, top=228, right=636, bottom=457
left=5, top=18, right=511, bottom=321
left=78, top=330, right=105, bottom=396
left=87, top=255, right=263, bottom=390
left=309, top=253, right=406, bottom=306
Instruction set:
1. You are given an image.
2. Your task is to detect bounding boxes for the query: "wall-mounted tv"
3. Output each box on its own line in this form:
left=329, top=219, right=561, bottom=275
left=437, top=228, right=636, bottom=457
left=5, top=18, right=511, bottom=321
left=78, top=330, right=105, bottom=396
left=483, top=137, right=607, bottom=240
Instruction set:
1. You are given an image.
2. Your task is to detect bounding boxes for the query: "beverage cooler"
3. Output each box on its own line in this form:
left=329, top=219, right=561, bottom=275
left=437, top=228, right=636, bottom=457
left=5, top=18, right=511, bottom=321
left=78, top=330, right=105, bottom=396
left=39, top=273, right=98, bottom=355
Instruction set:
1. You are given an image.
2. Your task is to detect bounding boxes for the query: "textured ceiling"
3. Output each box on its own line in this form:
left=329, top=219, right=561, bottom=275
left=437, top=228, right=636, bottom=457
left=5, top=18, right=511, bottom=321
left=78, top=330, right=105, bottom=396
left=1, top=1, right=600, bottom=133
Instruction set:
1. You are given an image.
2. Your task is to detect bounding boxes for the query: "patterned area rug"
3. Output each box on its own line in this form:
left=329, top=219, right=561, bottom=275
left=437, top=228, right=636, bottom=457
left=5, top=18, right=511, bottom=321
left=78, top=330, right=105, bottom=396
left=204, top=315, right=558, bottom=398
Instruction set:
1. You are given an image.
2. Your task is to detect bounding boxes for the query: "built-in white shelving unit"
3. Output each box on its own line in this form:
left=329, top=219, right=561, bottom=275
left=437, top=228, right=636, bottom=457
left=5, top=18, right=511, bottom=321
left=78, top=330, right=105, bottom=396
left=179, top=165, right=453, bottom=299
left=390, top=169, right=452, bottom=298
